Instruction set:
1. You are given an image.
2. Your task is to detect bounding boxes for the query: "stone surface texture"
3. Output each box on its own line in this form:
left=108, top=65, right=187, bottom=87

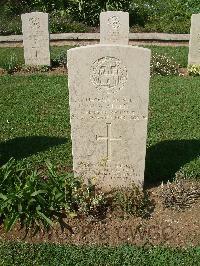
left=100, top=11, right=129, bottom=45
left=68, top=45, right=151, bottom=190
left=188, top=13, right=200, bottom=65
left=21, top=12, right=50, bottom=66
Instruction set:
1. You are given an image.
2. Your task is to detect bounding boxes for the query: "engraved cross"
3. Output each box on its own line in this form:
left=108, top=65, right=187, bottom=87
left=96, top=123, right=121, bottom=160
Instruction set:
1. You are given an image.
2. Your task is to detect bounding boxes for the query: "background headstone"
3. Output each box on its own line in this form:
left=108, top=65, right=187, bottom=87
left=21, top=12, right=50, bottom=66
left=100, top=11, right=129, bottom=45
left=188, top=13, right=200, bottom=65
left=68, top=12, right=150, bottom=191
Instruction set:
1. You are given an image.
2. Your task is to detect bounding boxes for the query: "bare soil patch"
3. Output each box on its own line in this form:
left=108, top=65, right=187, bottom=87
left=13, top=67, right=67, bottom=76
left=0, top=184, right=200, bottom=248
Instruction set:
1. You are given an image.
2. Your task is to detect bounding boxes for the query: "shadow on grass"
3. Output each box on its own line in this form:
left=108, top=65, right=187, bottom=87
left=1, top=137, right=199, bottom=189
left=0, top=136, right=67, bottom=166
left=145, top=139, right=200, bottom=188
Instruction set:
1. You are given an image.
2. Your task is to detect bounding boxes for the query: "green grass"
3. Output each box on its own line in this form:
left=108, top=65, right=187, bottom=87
left=0, top=47, right=24, bottom=69
left=50, top=46, right=74, bottom=58
left=0, top=242, right=200, bottom=266
left=0, top=46, right=73, bottom=69
left=146, top=75, right=200, bottom=184
left=0, top=46, right=188, bottom=69
left=0, top=75, right=72, bottom=168
left=0, top=75, right=199, bottom=185
left=146, top=46, right=189, bottom=68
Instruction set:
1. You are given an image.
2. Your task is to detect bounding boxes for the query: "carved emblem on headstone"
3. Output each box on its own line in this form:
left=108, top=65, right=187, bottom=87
left=29, top=17, right=40, bottom=30
left=108, top=15, right=120, bottom=29
left=90, top=56, right=127, bottom=92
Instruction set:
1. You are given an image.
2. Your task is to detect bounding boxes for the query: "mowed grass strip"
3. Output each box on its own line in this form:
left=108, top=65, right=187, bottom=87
left=0, top=47, right=24, bottom=69
left=0, top=46, right=73, bottom=69
left=0, top=242, right=200, bottom=266
left=0, top=75, right=72, bottom=167
left=146, top=75, right=200, bottom=183
left=0, top=46, right=188, bottom=69
left=0, top=75, right=199, bottom=183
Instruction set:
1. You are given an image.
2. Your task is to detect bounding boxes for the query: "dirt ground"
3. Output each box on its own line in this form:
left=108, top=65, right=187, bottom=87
left=0, top=184, right=200, bottom=248
left=0, top=67, right=68, bottom=76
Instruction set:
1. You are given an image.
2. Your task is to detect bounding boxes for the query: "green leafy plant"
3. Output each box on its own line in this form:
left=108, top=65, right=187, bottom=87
left=0, top=159, right=109, bottom=231
left=51, top=51, right=68, bottom=68
left=2, top=53, right=20, bottom=74
left=113, top=184, right=154, bottom=218
left=0, top=13, right=21, bottom=35
left=71, top=180, right=107, bottom=218
left=68, top=0, right=135, bottom=27
left=2, top=0, right=200, bottom=34
left=0, top=159, right=65, bottom=231
left=150, top=53, right=179, bottom=76
left=143, top=0, right=200, bottom=34
left=50, top=11, right=88, bottom=33
left=188, top=64, right=200, bottom=76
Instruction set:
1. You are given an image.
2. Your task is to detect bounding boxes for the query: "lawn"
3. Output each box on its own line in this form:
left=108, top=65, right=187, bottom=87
left=0, top=46, right=73, bottom=69
left=0, top=45, right=189, bottom=69
left=0, top=242, right=200, bottom=266
left=0, top=46, right=200, bottom=264
left=0, top=74, right=199, bottom=185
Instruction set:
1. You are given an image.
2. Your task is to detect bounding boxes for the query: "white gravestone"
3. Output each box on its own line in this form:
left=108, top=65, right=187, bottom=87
left=188, top=14, right=200, bottom=65
left=68, top=12, right=151, bottom=191
left=21, top=12, right=50, bottom=66
left=100, top=11, right=129, bottom=45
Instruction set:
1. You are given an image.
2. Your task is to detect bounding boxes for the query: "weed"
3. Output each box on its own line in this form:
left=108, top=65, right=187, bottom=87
left=51, top=51, right=67, bottom=68
left=0, top=159, right=109, bottom=231
left=188, top=64, right=200, bottom=76
left=160, top=179, right=200, bottom=211
left=113, top=184, right=154, bottom=218
left=21, top=65, right=50, bottom=73
left=150, top=53, right=179, bottom=76
left=2, top=54, right=20, bottom=74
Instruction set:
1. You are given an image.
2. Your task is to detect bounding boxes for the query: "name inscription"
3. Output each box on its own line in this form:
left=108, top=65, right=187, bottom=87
left=71, top=97, right=147, bottom=121
left=77, top=161, right=139, bottom=181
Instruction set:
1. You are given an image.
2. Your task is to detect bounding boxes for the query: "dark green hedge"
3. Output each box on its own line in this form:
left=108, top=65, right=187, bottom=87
left=1, top=0, right=200, bottom=34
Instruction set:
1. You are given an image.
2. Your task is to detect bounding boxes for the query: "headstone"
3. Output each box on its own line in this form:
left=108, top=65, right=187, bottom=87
left=21, top=12, right=50, bottom=66
left=188, top=14, right=200, bottom=65
left=67, top=12, right=151, bottom=191
left=100, top=11, right=129, bottom=45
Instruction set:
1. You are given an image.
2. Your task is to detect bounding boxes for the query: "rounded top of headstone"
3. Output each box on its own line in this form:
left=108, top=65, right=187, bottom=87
left=100, top=11, right=129, bottom=15
left=21, top=12, right=48, bottom=18
left=67, top=44, right=151, bottom=54
left=192, top=13, right=200, bottom=18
